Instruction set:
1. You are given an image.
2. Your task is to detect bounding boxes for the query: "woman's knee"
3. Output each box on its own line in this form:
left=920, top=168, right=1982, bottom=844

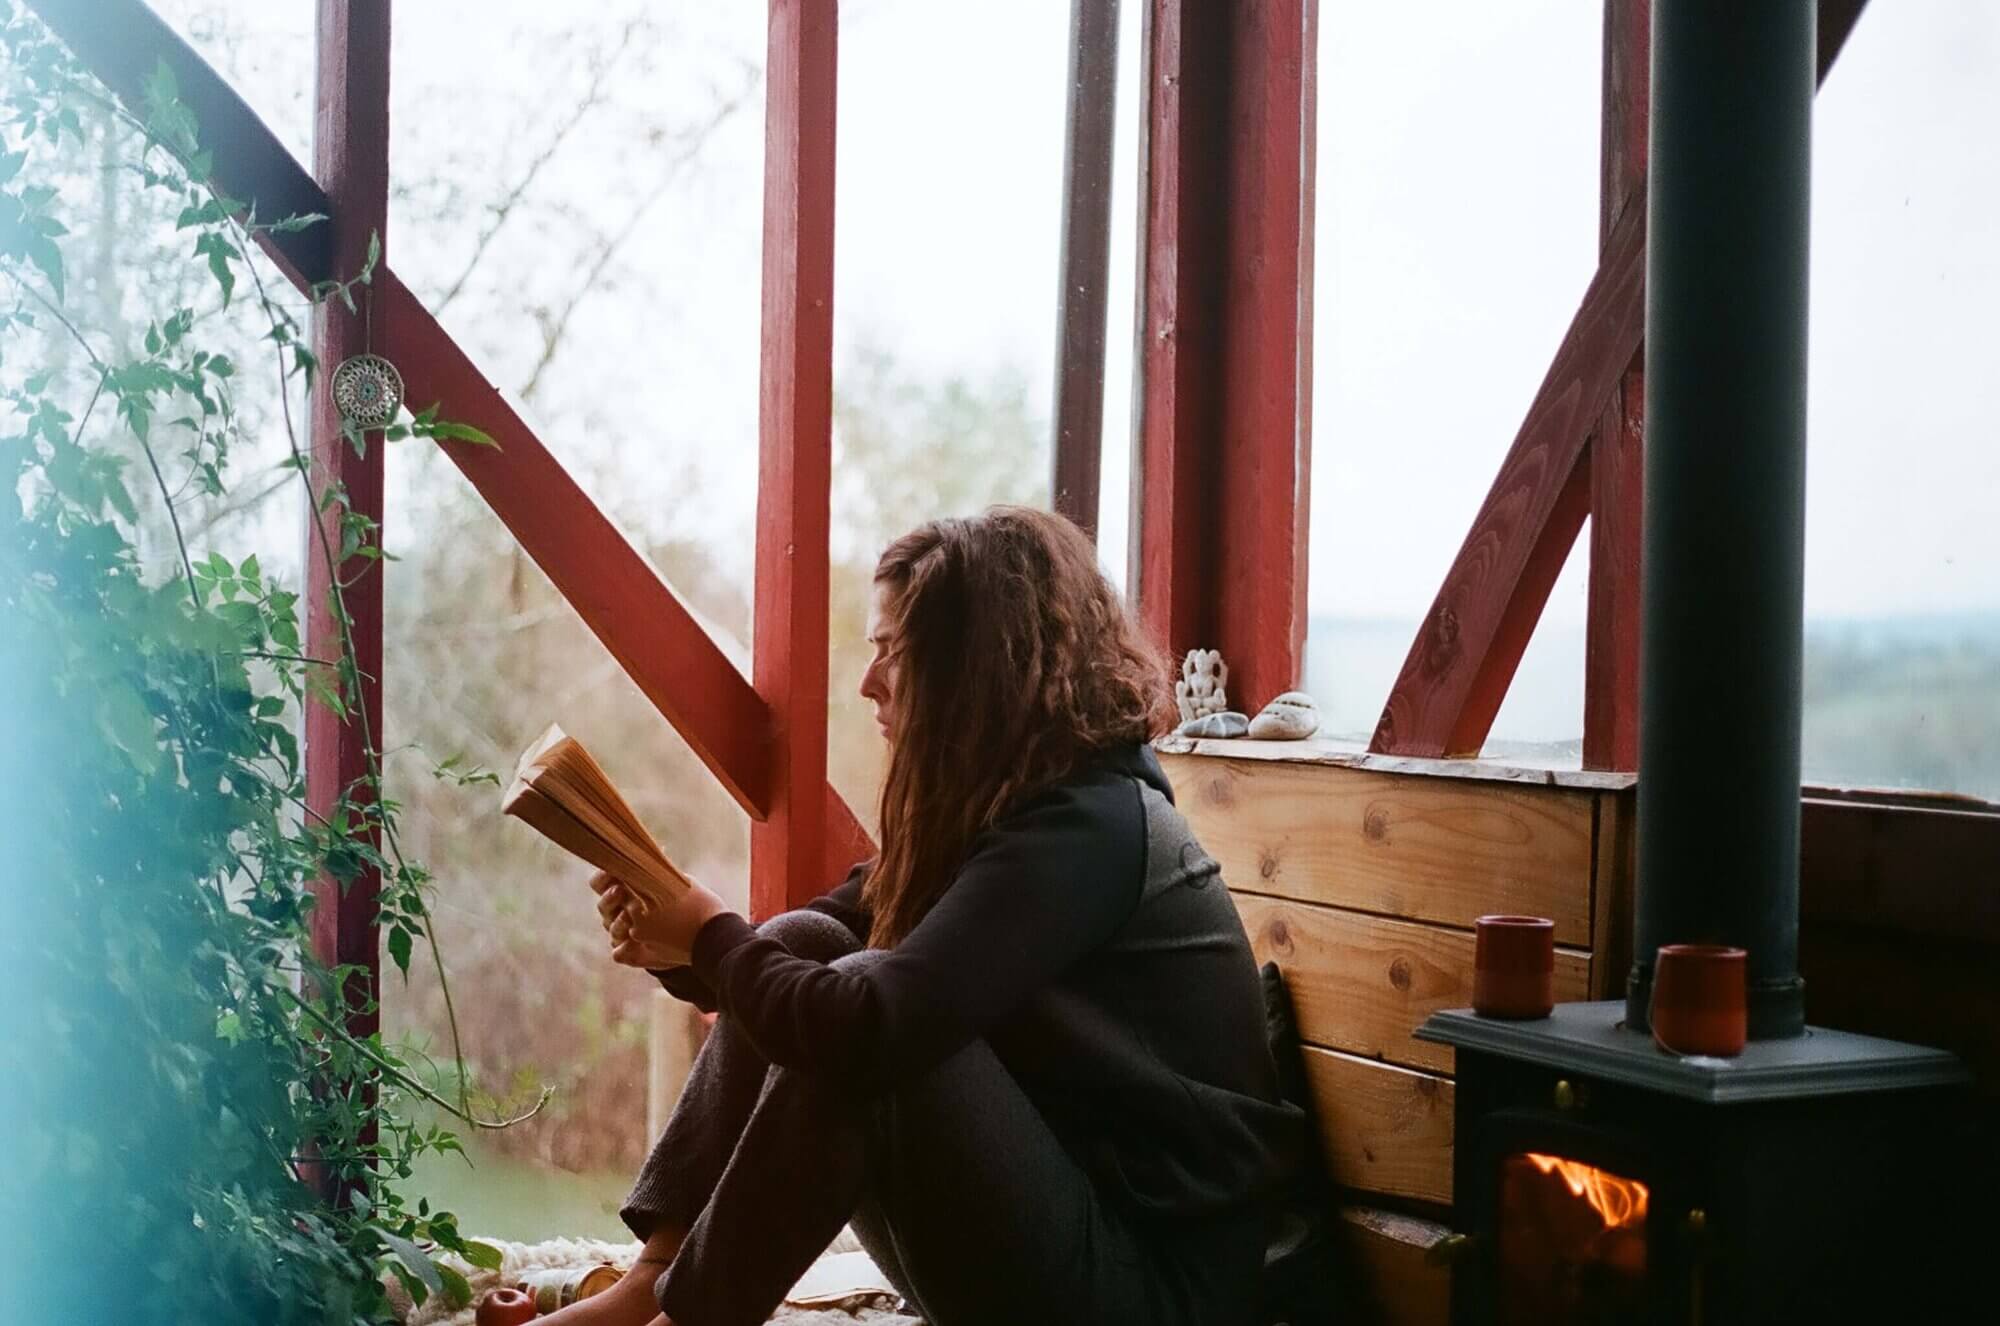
left=756, top=908, right=860, bottom=962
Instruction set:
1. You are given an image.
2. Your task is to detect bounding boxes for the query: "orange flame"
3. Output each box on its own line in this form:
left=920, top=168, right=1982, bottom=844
left=1524, top=1153, right=1650, bottom=1229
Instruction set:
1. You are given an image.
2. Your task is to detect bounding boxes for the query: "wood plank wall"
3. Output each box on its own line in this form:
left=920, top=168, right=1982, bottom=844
left=1161, top=740, right=2000, bottom=1325
left=1162, top=747, right=1632, bottom=1214
left=1161, top=744, right=1633, bottom=1322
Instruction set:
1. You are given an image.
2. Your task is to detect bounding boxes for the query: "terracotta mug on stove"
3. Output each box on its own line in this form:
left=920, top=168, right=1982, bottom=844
left=1472, top=915, right=1555, bottom=1019
left=1650, top=944, right=1748, bottom=1057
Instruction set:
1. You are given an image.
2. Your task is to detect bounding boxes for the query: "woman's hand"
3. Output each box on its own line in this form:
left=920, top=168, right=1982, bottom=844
left=589, top=870, right=731, bottom=970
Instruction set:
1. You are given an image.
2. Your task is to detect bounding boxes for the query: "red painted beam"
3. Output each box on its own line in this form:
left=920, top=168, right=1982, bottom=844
left=374, top=269, right=777, bottom=817
left=305, top=0, right=389, bottom=1051
left=1582, top=0, right=1650, bottom=771
left=1371, top=201, right=1645, bottom=759
left=1374, top=0, right=1871, bottom=762
left=750, top=0, right=837, bottom=919
left=24, top=0, right=333, bottom=288
left=1135, top=0, right=1315, bottom=716
left=34, top=0, right=874, bottom=904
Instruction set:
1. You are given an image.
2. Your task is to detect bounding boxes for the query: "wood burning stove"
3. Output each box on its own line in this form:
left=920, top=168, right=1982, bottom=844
left=1419, top=1004, right=1974, bottom=1323
left=1410, top=6, right=1984, bottom=1318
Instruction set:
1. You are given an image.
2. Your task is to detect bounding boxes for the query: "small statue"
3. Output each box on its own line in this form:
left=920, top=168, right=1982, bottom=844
left=1175, top=649, right=1229, bottom=724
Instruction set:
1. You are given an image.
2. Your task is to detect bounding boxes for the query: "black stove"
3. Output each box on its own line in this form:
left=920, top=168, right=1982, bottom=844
left=1418, top=1004, right=1975, bottom=1324
left=1414, top=7, right=1986, bottom=1318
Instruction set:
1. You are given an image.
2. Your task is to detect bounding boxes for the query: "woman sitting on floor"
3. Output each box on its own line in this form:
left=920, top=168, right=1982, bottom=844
left=547, top=505, right=1302, bottom=1326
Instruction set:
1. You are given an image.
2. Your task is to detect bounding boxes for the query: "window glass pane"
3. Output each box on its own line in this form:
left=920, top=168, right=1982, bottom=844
left=380, top=0, right=770, bottom=1235
left=388, top=2, right=766, bottom=604
left=383, top=480, right=746, bottom=1241
left=1097, top=0, right=1147, bottom=593
left=826, top=0, right=1067, bottom=828
left=1488, top=533, right=1586, bottom=762
left=1304, top=0, right=1600, bottom=752
left=1804, top=1, right=2000, bottom=800
left=152, top=0, right=314, bottom=165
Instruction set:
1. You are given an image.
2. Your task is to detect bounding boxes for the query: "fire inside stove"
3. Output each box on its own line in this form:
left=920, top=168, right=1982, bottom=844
left=1497, top=1152, right=1651, bottom=1324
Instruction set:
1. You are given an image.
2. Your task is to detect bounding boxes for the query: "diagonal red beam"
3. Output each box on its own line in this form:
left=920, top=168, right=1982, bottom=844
left=1373, top=0, right=1870, bottom=761
left=375, top=268, right=776, bottom=816
left=1370, top=198, right=1644, bottom=758
left=38, top=0, right=875, bottom=899
left=25, top=0, right=333, bottom=288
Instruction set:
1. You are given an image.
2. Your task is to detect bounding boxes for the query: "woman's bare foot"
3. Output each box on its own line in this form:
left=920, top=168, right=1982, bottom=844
left=534, top=1227, right=682, bottom=1326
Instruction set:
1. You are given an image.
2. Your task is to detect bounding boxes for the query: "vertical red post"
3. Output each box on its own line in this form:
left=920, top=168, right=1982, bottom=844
left=1134, top=0, right=1315, bottom=715
left=305, top=0, right=390, bottom=1039
left=1583, top=0, right=1649, bottom=771
left=751, top=0, right=836, bottom=920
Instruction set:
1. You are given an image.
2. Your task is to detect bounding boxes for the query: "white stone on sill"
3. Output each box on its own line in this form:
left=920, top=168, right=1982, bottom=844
left=1248, top=691, right=1321, bottom=740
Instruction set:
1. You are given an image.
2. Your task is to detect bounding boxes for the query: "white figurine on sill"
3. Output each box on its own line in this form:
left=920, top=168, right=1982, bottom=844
left=1174, top=648, right=1229, bottom=723
left=1174, top=649, right=1250, bottom=737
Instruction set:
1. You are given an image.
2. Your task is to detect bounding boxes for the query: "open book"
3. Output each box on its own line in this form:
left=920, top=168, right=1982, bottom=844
left=501, top=723, right=692, bottom=909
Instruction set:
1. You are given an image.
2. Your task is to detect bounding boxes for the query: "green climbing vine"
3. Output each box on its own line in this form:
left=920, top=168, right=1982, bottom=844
left=0, top=5, right=520, bottom=1321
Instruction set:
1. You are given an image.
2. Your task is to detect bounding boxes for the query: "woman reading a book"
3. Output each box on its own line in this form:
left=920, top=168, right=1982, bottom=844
left=550, top=506, right=1301, bottom=1326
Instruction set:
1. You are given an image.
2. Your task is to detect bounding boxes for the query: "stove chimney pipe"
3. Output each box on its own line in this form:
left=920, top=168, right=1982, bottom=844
left=1626, top=0, right=1814, bottom=1040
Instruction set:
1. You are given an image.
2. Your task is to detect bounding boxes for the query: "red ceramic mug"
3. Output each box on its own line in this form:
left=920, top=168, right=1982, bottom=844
left=1650, top=944, right=1748, bottom=1057
left=1472, top=915, right=1556, bottom=1019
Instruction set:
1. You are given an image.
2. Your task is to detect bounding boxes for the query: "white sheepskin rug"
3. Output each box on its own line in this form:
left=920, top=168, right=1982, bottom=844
left=393, top=1228, right=922, bottom=1326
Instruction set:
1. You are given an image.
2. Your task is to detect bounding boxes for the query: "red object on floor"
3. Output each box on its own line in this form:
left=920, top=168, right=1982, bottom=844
left=475, top=1286, right=538, bottom=1325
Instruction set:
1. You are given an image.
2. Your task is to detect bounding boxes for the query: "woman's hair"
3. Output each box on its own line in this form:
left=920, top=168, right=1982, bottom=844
left=862, top=505, right=1172, bottom=947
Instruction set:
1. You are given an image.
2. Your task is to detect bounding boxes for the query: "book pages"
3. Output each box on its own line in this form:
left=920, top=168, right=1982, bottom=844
left=501, top=723, right=693, bottom=908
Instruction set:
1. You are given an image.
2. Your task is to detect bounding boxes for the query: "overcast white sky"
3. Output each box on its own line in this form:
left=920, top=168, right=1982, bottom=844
left=169, top=0, right=1997, bottom=631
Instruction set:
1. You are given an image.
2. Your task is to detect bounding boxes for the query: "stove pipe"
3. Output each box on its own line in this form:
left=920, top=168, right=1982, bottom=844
left=1626, top=0, right=1813, bottom=1040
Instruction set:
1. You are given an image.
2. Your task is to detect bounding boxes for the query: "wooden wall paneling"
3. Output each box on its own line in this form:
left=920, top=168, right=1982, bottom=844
left=1236, top=893, right=1589, bottom=1075
left=304, top=0, right=390, bottom=1049
left=1798, top=925, right=2000, bottom=1094
left=1173, top=756, right=1596, bottom=944
left=1798, top=797, right=2000, bottom=945
left=1336, top=1206, right=1453, bottom=1326
left=750, top=0, right=838, bottom=917
left=1134, top=0, right=1313, bottom=714
left=1302, top=1046, right=1455, bottom=1206
left=1588, top=787, right=1637, bottom=999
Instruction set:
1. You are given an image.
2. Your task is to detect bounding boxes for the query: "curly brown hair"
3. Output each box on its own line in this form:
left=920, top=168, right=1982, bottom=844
left=861, top=506, right=1173, bottom=947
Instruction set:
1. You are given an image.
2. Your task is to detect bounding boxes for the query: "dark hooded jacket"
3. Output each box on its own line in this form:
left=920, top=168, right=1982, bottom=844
left=668, top=743, right=1304, bottom=1218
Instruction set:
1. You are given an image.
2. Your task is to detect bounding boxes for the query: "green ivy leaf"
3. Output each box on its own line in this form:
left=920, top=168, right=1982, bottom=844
left=377, top=1230, right=442, bottom=1301
left=386, top=925, right=412, bottom=975
left=26, top=233, right=63, bottom=302
left=424, top=420, right=499, bottom=449
left=95, top=682, right=160, bottom=775
left=436, top=1263, right=472, bottom=1309
left=460, top=1239, right=504, bottom=1272
left=261, top=211, right=327, bottom=234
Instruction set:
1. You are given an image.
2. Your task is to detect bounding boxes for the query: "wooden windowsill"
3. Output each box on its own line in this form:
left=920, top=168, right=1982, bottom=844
left=1155, top=735, right=2000, bottom=815
left=1152, top=733, right=1638, bottom=792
